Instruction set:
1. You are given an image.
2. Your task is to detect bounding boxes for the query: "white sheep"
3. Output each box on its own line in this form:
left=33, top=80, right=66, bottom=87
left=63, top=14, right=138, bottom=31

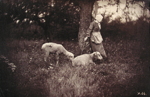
left=41, top=42, right=74, bottom=65
left=72, top=51, right=103, bottom=66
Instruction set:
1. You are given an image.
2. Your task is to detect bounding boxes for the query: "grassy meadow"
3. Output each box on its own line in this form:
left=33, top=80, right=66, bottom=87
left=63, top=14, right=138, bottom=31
left=0, top=35, right=149, bottom=97
left=0, top=1, right=149, bottom=96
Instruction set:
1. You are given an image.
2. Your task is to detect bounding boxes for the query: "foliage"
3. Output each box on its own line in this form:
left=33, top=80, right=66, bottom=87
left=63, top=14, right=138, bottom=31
left=0, top=0, right=149, bottom=97
left=101, top=15, right=149, bottom=41
left=0, top=0, right=150, bottom=41
left=0, top=35, right=149, bottom=97
left=0, top=0, right=80, bottom=40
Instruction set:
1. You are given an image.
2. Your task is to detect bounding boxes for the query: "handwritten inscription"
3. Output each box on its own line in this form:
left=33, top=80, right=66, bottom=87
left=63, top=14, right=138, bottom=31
left=137, top=92, right=147, bottom=96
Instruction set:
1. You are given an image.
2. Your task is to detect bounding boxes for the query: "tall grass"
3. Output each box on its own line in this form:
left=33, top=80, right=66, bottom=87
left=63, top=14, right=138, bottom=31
left=0, top=36, right=149, bottom=97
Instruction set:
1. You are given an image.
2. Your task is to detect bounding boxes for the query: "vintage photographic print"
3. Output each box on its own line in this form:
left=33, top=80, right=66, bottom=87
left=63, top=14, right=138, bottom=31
left=0, top=0, right=149, bottom=97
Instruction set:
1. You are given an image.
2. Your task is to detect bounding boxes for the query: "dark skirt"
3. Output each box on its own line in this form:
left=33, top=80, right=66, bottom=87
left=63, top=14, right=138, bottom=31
left=90, top=41, right=107, bottom=58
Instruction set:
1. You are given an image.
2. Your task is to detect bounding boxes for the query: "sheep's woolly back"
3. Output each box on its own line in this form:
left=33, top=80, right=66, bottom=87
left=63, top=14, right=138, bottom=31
left=72, top=54, right=92, bottom=66
left=41, top=42, right=68, bottom=55
left=41, top=42, right=74, bottom=63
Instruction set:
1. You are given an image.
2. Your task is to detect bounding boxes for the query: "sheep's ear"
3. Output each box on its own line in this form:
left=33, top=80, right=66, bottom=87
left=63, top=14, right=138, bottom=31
left=93, top=52, right=97, bottom=56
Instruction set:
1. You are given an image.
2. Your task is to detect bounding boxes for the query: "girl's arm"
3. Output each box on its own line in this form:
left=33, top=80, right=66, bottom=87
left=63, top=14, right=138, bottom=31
left=84, top=21, right=94, bottom=41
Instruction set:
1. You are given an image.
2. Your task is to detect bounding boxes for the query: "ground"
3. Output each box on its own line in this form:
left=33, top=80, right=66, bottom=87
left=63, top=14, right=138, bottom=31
left=0, top=37, right=149, bottom=97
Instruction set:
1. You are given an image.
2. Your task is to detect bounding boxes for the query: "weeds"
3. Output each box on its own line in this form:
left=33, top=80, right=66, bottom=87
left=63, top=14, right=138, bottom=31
left=0, top=37, right=149, bottom=97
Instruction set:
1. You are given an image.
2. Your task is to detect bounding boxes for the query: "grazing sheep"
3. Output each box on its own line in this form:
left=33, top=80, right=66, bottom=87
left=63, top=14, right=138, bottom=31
left=72, top=51, right=103, bottom=66
left=41, top=42, right=74, bottom=65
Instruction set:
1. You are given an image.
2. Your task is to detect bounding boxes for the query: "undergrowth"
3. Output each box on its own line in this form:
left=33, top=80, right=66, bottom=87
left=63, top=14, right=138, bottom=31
left=0, top=37, right=150, bottom=97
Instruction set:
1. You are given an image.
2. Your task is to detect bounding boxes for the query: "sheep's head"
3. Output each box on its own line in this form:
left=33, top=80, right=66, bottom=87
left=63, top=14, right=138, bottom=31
left=66, top=52, right=74, bottom=61
left=92, top=51, right=103, bottom=60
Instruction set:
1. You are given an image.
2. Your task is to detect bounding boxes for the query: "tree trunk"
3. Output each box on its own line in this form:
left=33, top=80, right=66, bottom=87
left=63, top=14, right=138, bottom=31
left=78, top=0, right=95, bottom=54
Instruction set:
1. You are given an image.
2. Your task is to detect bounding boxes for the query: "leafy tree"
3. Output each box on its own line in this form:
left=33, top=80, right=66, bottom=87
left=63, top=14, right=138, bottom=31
left=0, top=0, right=149, bottom=51
left=0, top=0, right=80, bottom=40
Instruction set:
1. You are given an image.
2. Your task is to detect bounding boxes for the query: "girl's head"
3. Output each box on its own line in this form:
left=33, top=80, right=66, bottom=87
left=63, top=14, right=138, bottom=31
left=95, top=14, right=103, bottom=22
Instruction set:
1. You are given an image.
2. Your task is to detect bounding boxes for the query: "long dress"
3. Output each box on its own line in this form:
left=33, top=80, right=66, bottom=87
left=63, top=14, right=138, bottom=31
left=86, top=20, right=107, bottom=58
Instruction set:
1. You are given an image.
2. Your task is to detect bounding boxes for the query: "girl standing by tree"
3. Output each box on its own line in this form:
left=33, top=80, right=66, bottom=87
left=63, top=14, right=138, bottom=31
left=84, top=14, right=109, bottom=62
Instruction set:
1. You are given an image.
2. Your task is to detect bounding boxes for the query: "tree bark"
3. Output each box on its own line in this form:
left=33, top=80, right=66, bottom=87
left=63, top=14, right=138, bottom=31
left=78, top=0, right=95, bottom=54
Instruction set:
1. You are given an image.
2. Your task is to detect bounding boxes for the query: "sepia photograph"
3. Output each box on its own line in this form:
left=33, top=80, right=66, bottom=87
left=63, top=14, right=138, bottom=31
left=0, top=0, right=150, bottom=97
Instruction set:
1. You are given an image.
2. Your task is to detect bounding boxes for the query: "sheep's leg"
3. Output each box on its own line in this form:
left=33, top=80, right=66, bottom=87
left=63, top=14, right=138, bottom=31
left=55, top=53, right=59, bottom=66
left=44, top=51, right=49, bottom=62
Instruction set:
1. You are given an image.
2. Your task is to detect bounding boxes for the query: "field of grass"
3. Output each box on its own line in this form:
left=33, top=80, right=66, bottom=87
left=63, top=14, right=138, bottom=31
left=0, top=36, right=150, bottom=97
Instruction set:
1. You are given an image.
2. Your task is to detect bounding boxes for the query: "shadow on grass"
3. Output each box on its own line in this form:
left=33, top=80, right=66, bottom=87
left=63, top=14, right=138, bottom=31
left=0, top=39, right=149, bottom=97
